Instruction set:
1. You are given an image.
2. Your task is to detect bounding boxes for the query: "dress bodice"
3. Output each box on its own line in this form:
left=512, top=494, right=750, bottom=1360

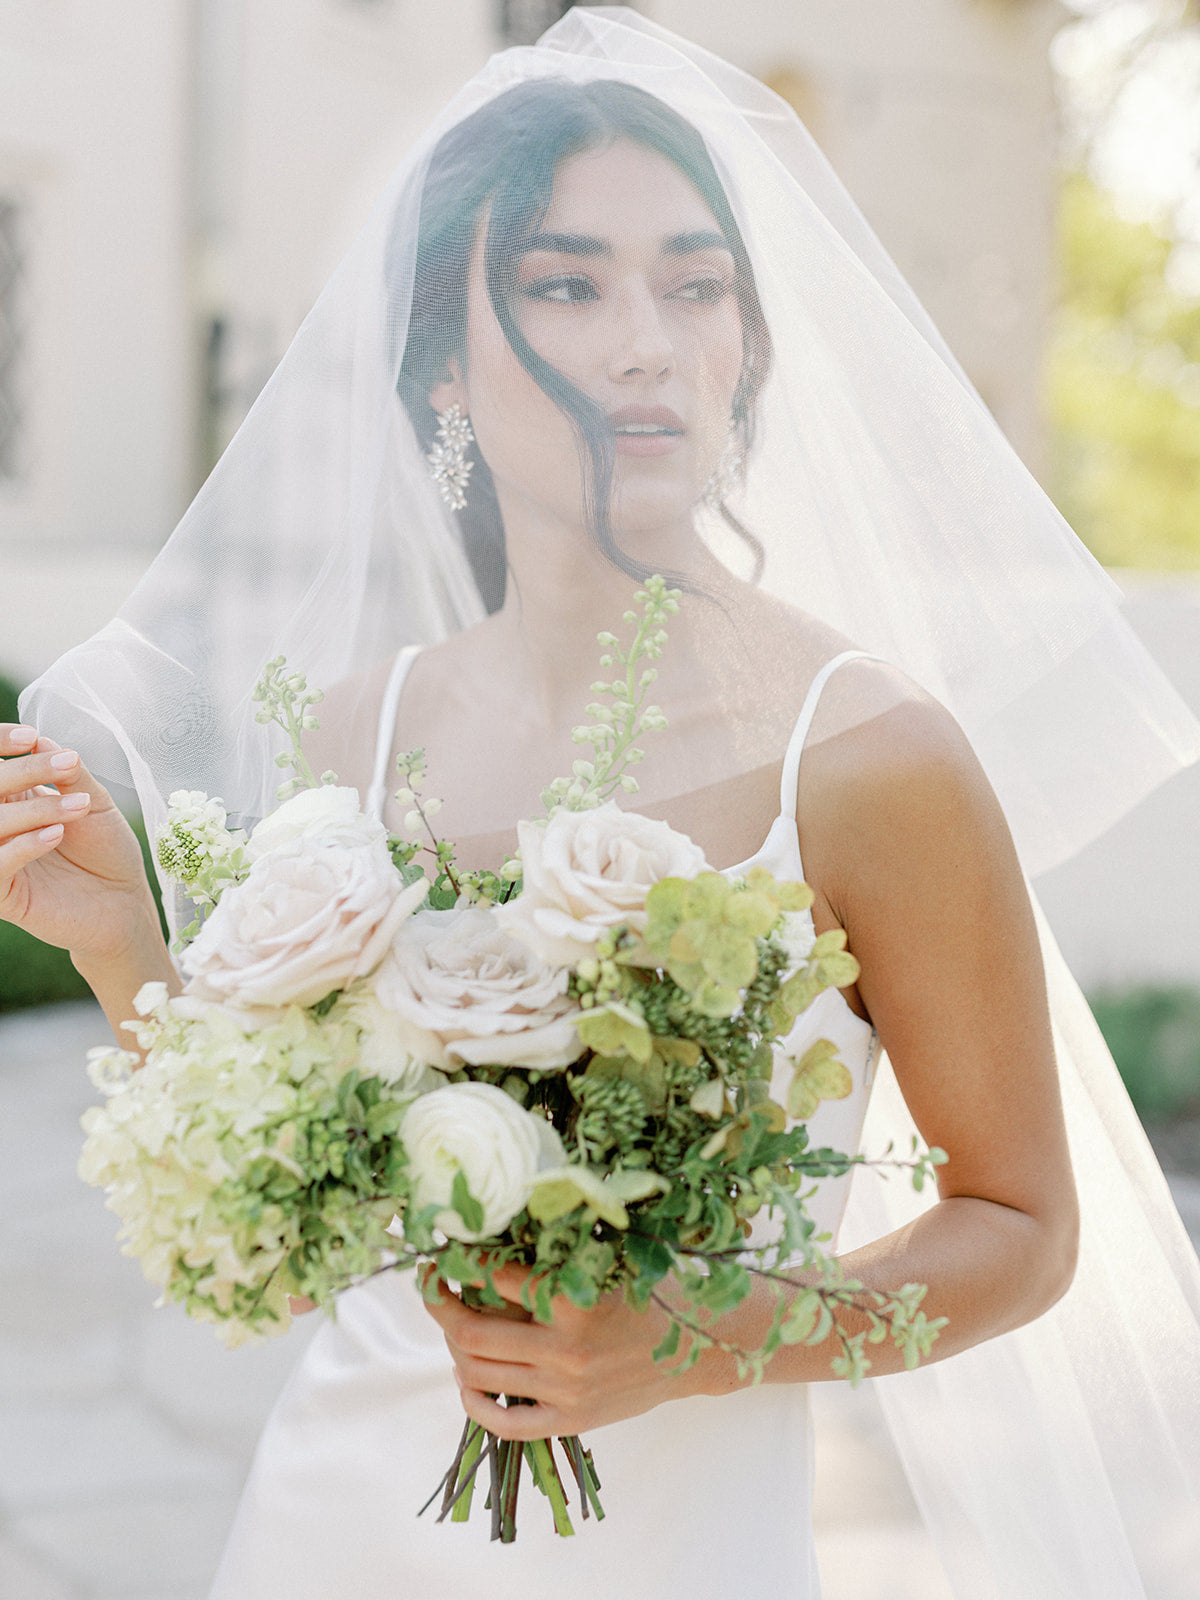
left=366, top=645, right=882, bottom=1246
left=211, top=652, right=885, bottom=1600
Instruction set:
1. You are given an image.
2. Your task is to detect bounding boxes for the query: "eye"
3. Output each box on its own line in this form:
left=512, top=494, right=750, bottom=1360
left=669, top=275, right=733, bottom=305
left=522, top=275, right=599, bottom=304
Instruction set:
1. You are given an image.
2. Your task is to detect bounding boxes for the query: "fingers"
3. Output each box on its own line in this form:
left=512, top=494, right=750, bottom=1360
left=1, top=730, right=89, bottom=799
left=423, top=1278, right=547, bottom=1364
left=457, top=1383, right=564, bottom=1441
left=451, top=1352, right=544, bottom=1404
left=0, top=789, right=91, bottom=834
left=0, top=790, right=93, bottom=872
left=487, top=1262, right=550, bottom=1317
left=0, top=729, right=102, bottom=889
left=0, top=815, right=69, bottom=879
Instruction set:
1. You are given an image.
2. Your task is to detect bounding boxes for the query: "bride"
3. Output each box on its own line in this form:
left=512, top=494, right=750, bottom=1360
left=5, top=11, right=1199, bottom=1596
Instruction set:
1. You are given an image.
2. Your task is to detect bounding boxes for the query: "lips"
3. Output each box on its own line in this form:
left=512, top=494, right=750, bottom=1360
left=608, top=405, right=685, bottom=458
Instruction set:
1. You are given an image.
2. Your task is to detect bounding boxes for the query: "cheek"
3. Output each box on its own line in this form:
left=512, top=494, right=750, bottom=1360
left=465, top=322, right=580, bottom=494
left=692, top=304, right=745, bottom=410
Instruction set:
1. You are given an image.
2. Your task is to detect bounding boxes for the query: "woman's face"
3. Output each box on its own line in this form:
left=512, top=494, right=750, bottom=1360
left=434, top=138, right=746, bottom=543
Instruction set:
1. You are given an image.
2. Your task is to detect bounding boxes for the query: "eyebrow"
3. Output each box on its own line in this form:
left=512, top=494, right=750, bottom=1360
left=520, top=228, right=732, bottom=258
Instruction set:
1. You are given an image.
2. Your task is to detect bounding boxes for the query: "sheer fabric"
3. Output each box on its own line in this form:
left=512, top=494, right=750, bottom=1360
left=22, top=9, right=1200, bottom=1593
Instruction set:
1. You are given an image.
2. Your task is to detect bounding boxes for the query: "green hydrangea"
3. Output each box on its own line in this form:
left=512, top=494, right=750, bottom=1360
left=80, top=983, right=420, bottom=1346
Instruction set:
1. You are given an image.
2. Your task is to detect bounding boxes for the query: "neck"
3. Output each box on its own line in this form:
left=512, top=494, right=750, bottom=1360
left=490, top=494, right=733, bottom=721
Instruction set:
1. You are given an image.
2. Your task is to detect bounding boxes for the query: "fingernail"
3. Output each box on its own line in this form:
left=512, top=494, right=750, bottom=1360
left=38, top=824, right=64, bottom=842
left=8, top=726, right=37, bottom=746
left=60, top=792, right=90, bottom=812
left=49, top=750, right=79, bottom=772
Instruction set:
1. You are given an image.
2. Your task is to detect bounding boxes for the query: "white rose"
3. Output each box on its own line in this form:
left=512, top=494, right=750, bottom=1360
left=402, top=1081, right=565, bottom=1241
left=182, top=837, right=428, bottom=1008
left=375, top=906, right=585, bottom=1071
left=335, top=984, right=445, bottom=1092
left=497, top=803, right=709, bottom=966
left=246, top=785, right=383, bottom=862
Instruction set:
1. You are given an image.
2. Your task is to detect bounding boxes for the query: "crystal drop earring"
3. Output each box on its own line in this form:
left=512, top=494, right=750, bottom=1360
left=426, top=404, right=475, bottom=511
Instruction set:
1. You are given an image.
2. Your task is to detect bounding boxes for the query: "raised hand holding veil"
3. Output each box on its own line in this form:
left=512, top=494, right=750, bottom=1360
left=22, top=9, right=1200, bottom=1596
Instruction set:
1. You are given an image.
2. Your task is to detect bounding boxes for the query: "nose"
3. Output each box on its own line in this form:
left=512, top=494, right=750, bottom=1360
left=608, top=282, right=674, bottom=384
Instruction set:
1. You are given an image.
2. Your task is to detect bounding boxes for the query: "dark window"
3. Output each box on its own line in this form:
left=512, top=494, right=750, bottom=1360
left=496, top=0, right=581, bottom=47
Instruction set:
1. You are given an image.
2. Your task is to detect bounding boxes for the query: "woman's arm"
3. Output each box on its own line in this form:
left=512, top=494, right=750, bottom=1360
left=0, top=724, right=180, bottom=1044
left=424, top=693, right=1080, bottom=1437
left=794, top=695, right=1079, bottom=1352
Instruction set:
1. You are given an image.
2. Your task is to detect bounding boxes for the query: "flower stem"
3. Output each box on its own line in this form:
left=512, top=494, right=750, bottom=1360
left=528, top=1437, right=576, bottom=1536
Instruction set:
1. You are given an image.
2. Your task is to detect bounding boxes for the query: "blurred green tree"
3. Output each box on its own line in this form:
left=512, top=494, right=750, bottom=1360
left=1047, top=172, right=1200, bottom=569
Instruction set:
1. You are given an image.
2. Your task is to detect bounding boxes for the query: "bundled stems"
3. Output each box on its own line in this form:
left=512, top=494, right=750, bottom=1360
left=423, top=1406, right=603, bottom=1541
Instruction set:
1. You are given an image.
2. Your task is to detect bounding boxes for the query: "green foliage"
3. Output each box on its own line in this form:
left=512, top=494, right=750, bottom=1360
left=83, top=996, right=419, bottom=1343
left=1047, top=172, right=1200, bottom=569
left=541, top=575, right=680, bottom=815
left=0, top=919, right=93, bottom=1012
left=0, top=673, right=18, bottom=726
left=639, top=866, right=818, bottom=1020
left=252, top=656, right=329, bottom=799
left=1088, top=985, right=1200, bottom=1122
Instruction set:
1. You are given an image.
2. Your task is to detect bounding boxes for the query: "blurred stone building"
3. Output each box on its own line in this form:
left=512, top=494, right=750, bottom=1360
left=8, top=0, right=1199, bottom=991
left=0, top=0, right=1064, bottom=685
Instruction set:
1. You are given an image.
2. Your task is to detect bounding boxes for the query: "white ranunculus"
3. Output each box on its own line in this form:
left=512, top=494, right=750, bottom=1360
left=246, top=785, right=384, bottom=862
left=181, top=837, right=428, bottom=1008
left=374, top=906, right=585, bottom=1071
left=402, top=1081, right=565, bottom=1241
left=334, top=984, right=445, bottom=1092
left=497, top=803, right=709, bottom=966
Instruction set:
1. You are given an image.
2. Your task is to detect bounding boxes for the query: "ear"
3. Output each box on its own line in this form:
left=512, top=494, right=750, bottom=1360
left=429, top=357, right=467, bottom=417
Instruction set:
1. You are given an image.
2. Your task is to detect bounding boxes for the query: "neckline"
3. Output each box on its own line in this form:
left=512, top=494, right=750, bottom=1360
left=721, top=811, right=803, bottom=880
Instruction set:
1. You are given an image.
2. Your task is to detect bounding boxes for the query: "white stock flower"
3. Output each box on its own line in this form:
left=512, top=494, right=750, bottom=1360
left=247, top=785, right=384, bottom=862
left=374, top=906, right=585, bottom=1071
left=181, top=837, right=427, bottom=1008
left=497, top=803, right=709, bottom=966
left=166, top=789, right=234, bottom=836
left=401, top=1081, right=565, bottom=1241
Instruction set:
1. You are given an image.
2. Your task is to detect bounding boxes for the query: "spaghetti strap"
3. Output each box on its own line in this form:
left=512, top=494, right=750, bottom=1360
left=777, top=650, right=879, bottom=819
left=365, top=645, right=420, bottom=822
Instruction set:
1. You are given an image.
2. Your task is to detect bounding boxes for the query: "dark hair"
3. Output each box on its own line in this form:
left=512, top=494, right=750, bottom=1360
left=396, top=78, right=771, bottom=611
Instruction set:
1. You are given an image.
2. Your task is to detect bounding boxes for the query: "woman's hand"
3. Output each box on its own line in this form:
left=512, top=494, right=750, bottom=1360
left=1, top=724, right=156, bottom=960
left=1, top=723, right=178, bottom=1035
left=423, top=1262, right=706, bottom=1440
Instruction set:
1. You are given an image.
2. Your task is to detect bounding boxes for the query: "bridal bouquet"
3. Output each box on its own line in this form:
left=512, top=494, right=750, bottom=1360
left=79, top=578, right=946, bottom=1541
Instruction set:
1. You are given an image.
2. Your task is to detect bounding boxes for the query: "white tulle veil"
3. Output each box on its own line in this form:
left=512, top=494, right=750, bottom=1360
left=22, top=9, right=1200, bottom=1594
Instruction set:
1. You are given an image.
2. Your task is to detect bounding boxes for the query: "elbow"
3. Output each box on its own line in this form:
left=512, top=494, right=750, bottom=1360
left=1030, top=1183, right=1081, bottom=1320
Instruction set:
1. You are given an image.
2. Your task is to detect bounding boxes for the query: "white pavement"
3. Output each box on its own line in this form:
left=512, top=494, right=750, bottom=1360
left=3, top=1001, right=1197, bottom=1600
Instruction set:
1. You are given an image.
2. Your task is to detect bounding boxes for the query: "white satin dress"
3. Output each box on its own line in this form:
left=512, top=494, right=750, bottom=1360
left=209, top=651, right=882, bottom=1600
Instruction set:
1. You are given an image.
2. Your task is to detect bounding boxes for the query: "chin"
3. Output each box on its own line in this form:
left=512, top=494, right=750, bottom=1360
left=609, top=480, right=705, bottom=539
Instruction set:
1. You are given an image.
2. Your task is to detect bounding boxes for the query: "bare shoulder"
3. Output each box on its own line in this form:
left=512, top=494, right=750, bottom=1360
left=797, top=659, right=1017, bottom=908
left=810, top=661, right=986, bottom=794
